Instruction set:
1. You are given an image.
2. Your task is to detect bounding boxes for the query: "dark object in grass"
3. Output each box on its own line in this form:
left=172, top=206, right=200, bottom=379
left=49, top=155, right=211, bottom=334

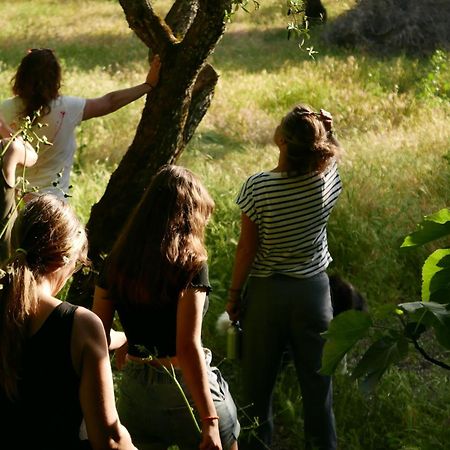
left=329, top=273, right=368, bottom=317
left=305, top=0, right=327, bottom=24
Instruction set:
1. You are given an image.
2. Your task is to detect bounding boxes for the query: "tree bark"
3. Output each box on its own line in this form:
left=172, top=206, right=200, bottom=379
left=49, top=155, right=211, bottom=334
left=68, top=0, right=231, bottom=306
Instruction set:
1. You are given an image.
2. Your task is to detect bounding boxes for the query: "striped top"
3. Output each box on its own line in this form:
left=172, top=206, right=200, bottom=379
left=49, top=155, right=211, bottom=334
left=236, top=160, right=342, bottom=279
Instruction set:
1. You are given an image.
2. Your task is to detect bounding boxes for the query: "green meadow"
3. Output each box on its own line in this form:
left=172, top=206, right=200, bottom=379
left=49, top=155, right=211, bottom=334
left=1, top=1, right=450, bottom=448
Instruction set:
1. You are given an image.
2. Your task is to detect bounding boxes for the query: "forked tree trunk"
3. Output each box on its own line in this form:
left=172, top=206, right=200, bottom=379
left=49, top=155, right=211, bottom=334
left=68, top=0, right=232, bottom=306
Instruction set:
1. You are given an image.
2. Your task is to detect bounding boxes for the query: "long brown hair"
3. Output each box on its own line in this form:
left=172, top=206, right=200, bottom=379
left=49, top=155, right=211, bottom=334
left=280, top=104, right=339, bottom=174
left=12, top=49, right=61, bottom=119
left=0, top=195, right=87, bottom=400
left=106, top=165, right=214, bottom=308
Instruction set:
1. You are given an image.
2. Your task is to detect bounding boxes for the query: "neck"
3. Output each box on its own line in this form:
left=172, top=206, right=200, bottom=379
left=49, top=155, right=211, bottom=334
left=36, top=278, right=54, bottom=298
left=272, top=146, right=290, bottom=172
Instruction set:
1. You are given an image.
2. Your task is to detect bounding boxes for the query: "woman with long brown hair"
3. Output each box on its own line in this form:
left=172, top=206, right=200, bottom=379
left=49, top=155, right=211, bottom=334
left=0, top=195, right=136, bottom=450
left=93, top=165, right=240, bottom=450
left=227, top=104, right=342, bottom=450
left=0, top=48, right=160, bottom=199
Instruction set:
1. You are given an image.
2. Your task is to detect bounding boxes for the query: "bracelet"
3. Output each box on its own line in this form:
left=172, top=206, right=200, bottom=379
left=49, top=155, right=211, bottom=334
left=144, top=82, right=154, bottom=90
left=202, top=416, right=219, bottom=422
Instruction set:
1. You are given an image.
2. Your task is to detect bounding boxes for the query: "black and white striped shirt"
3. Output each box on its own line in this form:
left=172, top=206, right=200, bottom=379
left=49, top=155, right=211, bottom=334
left=236, top=160, right=342, bottom=279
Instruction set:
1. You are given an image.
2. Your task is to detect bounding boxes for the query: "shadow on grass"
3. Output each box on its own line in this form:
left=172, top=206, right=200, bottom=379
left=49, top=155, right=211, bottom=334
left=0, top=33, right=148, bottom=71
left=186, top=131, right=246, bottom=160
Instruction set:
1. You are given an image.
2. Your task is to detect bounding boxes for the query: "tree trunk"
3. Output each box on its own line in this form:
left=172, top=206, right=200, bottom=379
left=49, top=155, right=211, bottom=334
left=305, top=0, right=327, bottom=23
left=68, top=0, right=231, bottom=306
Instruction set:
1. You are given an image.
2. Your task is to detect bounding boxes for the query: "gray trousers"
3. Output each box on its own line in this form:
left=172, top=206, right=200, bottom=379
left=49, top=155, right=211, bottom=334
left=241, top=272, right=337, bottom=450
left=117, top=349, right=240, bottom=450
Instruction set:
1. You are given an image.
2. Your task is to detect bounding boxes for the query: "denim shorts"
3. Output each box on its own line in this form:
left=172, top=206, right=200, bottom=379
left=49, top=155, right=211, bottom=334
left=117, top=348, right=240, bottom=450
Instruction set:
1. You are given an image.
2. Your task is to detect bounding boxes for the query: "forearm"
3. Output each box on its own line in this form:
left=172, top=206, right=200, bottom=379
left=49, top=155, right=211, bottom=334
left=103, top=83, right=151, bottom=114
left=230, top=240, right=257, bottom=291
left=177, top=342, right=217, bottom=420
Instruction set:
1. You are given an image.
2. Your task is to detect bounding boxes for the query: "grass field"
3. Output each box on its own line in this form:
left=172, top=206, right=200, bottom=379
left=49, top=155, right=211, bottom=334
left=1, top=1, right=450, bottom=448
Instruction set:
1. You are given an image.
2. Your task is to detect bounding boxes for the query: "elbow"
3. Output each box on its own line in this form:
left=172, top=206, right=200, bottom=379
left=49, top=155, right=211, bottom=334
left=236, top=241, right=258, bottom=261
left=176, top=339, right=201, bottom=364
left=90, top=422, right=134, bottom=450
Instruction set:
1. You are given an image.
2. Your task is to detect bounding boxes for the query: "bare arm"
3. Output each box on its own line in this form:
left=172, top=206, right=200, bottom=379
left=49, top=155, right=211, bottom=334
left=2, top=137, right=38, bottom=186
left=0, top=114, right=13, bottom=139
left=176, top=288, right=222, bottom=450
left=92, top=285, right=127, bottom=351
left=72, top=308, right=136, bottom=450
left=226, top=212, right=259, bottom=321
left=82, top=55, right=161, bottom=121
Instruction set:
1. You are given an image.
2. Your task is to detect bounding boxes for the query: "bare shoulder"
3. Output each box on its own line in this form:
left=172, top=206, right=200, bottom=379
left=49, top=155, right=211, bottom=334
left=73, top=306, right=107, bottom=341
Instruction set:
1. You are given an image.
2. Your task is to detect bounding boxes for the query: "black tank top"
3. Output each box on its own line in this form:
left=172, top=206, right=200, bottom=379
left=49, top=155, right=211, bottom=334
left=2, top=302, right=92, bottom=450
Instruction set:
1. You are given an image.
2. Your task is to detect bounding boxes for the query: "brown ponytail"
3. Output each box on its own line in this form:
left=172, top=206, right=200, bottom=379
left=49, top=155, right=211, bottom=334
left=0, top=195, right=87, bottom=400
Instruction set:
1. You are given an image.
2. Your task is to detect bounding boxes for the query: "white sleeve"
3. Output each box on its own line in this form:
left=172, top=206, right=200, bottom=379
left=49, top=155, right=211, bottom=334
left=62, top=96, right=86, bottom=127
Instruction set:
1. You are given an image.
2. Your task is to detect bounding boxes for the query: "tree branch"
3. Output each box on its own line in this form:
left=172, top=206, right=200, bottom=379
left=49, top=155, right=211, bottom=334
left=411, top=337, right=450, bottom=370
left=119, top=0, right=178, bottom=53
left=181, top=64, right=218, bottom=147
left=180, top=0, right=231, bottom=59
left=165, top=0, right=199, bottom=40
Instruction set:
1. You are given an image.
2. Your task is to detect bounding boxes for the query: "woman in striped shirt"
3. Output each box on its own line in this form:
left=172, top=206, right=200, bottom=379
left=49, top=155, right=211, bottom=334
left=227, top=105, right=342, bottom=450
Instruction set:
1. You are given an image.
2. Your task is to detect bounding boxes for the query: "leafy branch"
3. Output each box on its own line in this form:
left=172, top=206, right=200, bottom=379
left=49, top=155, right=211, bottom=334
left=321, top=208, right=450, bottom=391
left=228, top=0, right=317, bottom=56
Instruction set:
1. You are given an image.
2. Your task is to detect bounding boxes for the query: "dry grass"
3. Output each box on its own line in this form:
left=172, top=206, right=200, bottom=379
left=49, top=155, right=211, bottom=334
left=324, top=0, right=450, bottom=54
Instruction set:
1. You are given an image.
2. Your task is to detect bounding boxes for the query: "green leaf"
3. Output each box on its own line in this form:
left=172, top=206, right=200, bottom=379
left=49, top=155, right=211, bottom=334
left=351, top=335, right=409, bottom=386
left=399, top=301, right=450, bottom=349
left=320, top=310, right=372, bottom=375
left=401, top=208, right=450, bottom=248
left=422, top=249, right=450, bottom=302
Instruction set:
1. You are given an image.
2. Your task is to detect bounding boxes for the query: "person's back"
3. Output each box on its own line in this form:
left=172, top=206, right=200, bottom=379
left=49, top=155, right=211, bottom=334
left=238, top=161, right=341, bottom=278
left=0, top=48, right=161, bottom=199
left=93, top=165, right=240, bottom=450
left=0, top=195, right=136, bottom=450
left=3, top=302, right=89, bottom=450
left=1, top=96, right=85, bottom=196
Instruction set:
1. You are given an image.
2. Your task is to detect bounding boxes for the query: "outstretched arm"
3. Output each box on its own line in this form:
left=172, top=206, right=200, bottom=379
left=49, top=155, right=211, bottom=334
left=72, top=308, right=136, bottom=450
left=82, top=54, right=161, bottom=121
left=226, top=212, right=259, bottom=322
left=176, top=288, right=222, bottom=450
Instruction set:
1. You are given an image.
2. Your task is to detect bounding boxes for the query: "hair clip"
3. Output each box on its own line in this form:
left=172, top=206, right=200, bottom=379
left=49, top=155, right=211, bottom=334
left=27, top=48, right=54, bottom=54
left=15, top=248, right=28, bottom=256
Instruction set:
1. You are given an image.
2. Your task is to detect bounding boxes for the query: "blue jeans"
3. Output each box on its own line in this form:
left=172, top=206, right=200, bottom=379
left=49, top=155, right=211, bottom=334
left=117, top=349, right=240, bottom=450
left=241, top=272, right=337, bottom=450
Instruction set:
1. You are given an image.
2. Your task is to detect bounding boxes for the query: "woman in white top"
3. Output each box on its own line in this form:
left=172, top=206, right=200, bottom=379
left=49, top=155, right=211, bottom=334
left=0, top=48, right=160, bottom=199
left=227, top=105, right=342, bottom=450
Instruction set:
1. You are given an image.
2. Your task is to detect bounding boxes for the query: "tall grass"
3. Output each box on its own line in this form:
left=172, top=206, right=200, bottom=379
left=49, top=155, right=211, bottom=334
left=1, top=1, right=450, bottom=448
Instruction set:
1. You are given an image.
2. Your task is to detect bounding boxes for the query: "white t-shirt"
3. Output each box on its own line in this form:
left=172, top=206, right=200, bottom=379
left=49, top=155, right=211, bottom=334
left=0, top=96, right=86, bottom=199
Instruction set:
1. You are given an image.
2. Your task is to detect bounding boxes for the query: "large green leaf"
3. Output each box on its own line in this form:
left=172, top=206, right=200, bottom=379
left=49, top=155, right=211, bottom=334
left=320, top=310, right=372, bottom=375
left=422, top=249, right=450, bottom=302
left=351, top=335, right=409, bottom=387
left=399, top=301, right=450, bottom=349
left=401, top=208, right=450, bottom=248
